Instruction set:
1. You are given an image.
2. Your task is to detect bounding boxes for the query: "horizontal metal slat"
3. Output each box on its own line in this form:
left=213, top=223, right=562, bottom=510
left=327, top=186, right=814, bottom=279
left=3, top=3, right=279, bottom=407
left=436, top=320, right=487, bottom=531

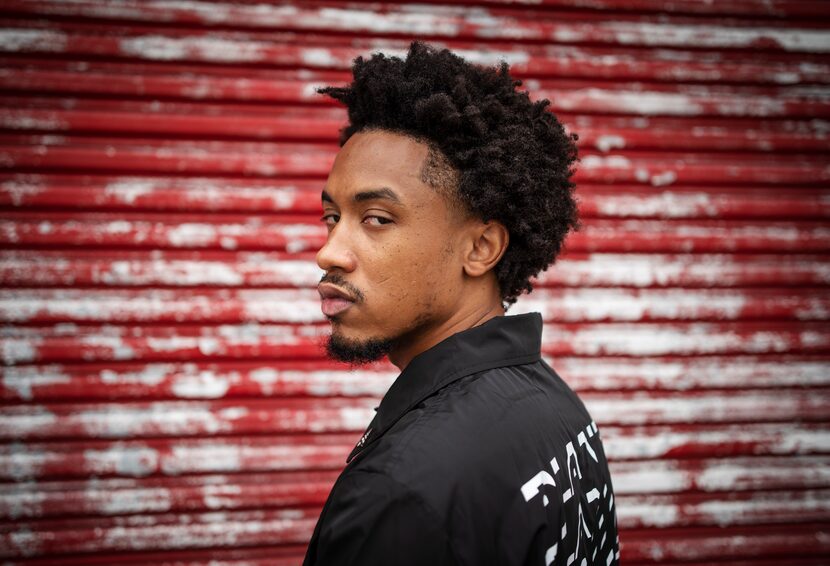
left=2, top=67, right=828, bottom=118
left=3, top=214, right=828, bottom=253
left=4, top=356, right=829, bottom=403
left=11, top=544, right=306, bottom=566
left=6, top=527, right=829, bottom=566
left=4, top=139, right=828, bottom=183
left=1, top=433, right=357, bottom=480
left=2, top=250, right=827, bottom=288
left=1, top=469, right=340, bottom=520
left=2, top=1, right=828, bottom=51
left=0, top=506, right=320, bottom=559
left=1, top=398, right=378, bottom=440
left=618, top=489, right=830, bottom=529
left=609, top=455, right=830, bottom=494
left=600, top=422, right=830, bottom=460
left=0, top=67, right=327, bottom=104
left=4, top=175, right=829, bottom=218
left=2, top=27, right=830, bottom=85
left=3, top=321, right=828, bottom=365
left=2, top=287, right=827, bottom=324
left=2, top=492, right=826, bottom=556
left=405, top=0, right=830, bottom=18
left=4, top=457, right=827, bottom=520
left=3, top=390, right=828, bottom=441
left=8, top=94, right=828, bottom=132
left=5, top=107, right=830, bottom=154
left=4, top=423, right=827, bottom=481
left=622, top=523, right=830, bottom=563
left=2, top=496, right=829, bottom=559
left=0, top=361, right=396, bottom=402
left=551, top=355, right=830, bottom=391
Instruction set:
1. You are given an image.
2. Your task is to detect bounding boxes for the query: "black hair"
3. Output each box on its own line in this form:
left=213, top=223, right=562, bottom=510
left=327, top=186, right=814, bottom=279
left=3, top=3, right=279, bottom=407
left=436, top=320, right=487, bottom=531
left=317, top=40, right=581, bottom=306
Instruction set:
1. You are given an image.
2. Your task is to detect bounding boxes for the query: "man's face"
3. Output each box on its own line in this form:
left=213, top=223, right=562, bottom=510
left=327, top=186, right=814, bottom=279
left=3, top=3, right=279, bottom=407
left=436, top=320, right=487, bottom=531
left=316, top=129, right=466, bottom=363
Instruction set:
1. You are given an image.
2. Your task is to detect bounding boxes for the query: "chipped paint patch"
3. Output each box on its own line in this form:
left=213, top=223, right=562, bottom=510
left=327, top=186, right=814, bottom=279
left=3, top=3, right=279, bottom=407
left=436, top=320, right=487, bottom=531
left=1, top=179, right=46, bottom=206
left=203, top=483, right=243, bottom=510
left=171, top=370, right=231, bottom=399
left=2, top=339, right=37, bottom=365
left=2, top=366, right=72, bottom=401
left=83, top=443, right=160, bottom=477
left=595, top=135, right=626, bottom=152
left=166, top=223, right=218, bottom=247
left=0, top=29, right=67, bottom=52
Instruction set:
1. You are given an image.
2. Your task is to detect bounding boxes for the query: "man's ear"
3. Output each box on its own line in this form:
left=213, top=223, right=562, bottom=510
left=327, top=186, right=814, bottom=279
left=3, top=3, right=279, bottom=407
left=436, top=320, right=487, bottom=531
left=463, top=220, right=509, bottom=278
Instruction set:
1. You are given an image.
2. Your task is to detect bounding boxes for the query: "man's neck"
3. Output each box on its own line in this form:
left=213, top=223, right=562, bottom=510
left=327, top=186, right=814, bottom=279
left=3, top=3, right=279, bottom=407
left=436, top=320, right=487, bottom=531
left=388, top=301, right=506, bottom=371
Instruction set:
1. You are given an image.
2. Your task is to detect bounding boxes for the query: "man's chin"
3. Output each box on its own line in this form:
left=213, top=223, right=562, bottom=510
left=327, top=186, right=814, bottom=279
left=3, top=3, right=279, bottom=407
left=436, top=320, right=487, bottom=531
left=325, top=331, right=394, bottom=365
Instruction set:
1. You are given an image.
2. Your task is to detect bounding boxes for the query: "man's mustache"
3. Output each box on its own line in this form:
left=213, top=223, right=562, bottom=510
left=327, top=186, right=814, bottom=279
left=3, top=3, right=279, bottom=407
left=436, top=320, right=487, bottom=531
left=319, top=273, right=366, bottom=303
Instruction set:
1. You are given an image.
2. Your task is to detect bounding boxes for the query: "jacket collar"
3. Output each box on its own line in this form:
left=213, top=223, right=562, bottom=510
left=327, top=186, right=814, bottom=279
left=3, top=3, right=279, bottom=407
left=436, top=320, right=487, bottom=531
left=347, top=312, right=543, bottom=463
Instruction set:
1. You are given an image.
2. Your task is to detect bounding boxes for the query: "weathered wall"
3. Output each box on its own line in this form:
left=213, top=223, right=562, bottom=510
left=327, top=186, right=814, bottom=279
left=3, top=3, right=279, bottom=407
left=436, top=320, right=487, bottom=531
left=1, top=0, right=829, bottom=563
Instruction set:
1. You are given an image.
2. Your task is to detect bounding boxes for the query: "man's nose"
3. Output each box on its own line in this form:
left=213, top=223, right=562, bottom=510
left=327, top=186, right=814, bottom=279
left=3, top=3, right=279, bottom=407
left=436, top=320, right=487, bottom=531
left=316, top=224, right=358, bottom=273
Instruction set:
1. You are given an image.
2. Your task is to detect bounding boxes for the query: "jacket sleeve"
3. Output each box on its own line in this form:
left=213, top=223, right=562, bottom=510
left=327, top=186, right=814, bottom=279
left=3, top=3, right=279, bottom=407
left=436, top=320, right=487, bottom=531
left=312, top=469, right=457, bottom=566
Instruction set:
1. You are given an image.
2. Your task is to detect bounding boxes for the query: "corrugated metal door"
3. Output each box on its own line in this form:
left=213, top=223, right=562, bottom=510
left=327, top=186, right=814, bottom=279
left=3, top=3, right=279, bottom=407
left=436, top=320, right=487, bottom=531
left=1, top=1, right=829, bottom=563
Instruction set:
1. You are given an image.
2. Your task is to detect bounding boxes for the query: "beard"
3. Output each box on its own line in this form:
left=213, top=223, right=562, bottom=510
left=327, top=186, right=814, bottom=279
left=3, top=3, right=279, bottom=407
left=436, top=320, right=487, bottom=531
left=325, top=330, right=395, bottom=365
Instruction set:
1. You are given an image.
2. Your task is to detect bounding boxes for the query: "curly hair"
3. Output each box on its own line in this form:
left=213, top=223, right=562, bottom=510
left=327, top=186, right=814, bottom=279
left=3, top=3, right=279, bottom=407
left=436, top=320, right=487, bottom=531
left=317, top=40, right=581, bottom=306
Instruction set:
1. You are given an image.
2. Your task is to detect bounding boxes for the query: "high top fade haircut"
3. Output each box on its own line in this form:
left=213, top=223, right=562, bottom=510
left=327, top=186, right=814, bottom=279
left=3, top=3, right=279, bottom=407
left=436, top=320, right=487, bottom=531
left=317, top=40, right=581, bottom=306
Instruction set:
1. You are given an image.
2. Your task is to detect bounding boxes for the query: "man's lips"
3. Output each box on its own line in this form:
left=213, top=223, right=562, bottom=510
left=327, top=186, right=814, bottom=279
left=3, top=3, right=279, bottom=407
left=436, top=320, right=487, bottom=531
left=318, top=282, right=356, bottom=317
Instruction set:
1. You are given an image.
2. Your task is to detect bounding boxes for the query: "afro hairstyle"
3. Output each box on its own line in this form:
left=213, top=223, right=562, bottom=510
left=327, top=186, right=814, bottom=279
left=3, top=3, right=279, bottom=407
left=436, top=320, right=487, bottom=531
left=317, top=40, right=581, bottom=307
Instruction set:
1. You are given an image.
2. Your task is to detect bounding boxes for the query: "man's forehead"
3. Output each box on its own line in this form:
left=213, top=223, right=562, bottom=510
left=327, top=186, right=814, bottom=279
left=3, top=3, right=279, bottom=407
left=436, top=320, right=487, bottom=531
left=323, top=132, right=434, bottom=205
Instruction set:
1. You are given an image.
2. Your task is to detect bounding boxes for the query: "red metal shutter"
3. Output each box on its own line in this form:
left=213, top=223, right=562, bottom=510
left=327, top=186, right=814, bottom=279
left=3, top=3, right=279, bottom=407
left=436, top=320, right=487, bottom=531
left=1, top=1, right=828, bottom=563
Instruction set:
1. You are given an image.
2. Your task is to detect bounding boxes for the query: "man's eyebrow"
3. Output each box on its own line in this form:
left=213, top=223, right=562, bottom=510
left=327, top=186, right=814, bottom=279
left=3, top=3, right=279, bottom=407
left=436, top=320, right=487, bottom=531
left=353, top=187, right=402, bottom=204
left=321, top=190, right=333, bottom=203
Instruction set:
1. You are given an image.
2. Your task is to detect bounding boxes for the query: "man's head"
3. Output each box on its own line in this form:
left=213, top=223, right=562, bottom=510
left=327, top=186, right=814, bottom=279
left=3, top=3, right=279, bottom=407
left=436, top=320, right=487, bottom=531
left=315, top=41, right=581, bottom=366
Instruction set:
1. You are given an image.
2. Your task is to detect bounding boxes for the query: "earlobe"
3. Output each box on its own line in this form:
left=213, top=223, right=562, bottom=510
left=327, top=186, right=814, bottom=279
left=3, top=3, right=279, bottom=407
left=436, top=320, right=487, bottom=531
left=463, top=221, right=509, bottom=278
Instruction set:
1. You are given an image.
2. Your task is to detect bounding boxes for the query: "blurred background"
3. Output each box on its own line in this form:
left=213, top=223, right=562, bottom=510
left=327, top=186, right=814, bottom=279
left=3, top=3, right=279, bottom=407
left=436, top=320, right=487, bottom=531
left=1, top=0, right=829, bottom=564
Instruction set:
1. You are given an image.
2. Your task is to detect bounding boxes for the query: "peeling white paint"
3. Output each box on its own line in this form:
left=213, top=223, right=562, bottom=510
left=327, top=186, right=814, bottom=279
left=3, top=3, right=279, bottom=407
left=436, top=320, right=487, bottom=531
left=1, top=180, right=46, bottom=206
left=602, top=424, right=830, bottom=460
left=1, top=405, right=58, bottom=438
left=0, top=112, right=69, bottom=131
left=594, top=135, right=626, bottom=152
left=317, top=7, right=459, bottom=35
left=2, top=366, right=72, bottom=401
left=0, top=29, right=67, bottom=52
left=579, top=154, right=632, bottom=169
left=164, top=443, right=243, bottom=475
left=79, top=335, right=136, bottom=360
left=555, top=288, right=749, bottom=321
left=83, top=444, right=159, bottom=477
left=100, top=364, right=169, bottom=387
left=551, top=356, right=830, bottom=390
left=300, top=47, right=340, bottom=67
left=104, top=179, right=157, bottom=205
left=556, top=88, right=706, bottom=116
left=203, top=483, right=243, bottom=510
left=593, top=192, right=719, bottom=218
left=166, top=223, right=218, bottom=247
left=602, top=22, right=830, bottom=53
left=616, top=497, right=678, bottom=527
left=96, top=486, right=173, bottom=515
left=649, top=170, right=677, bottom=186
left=119, top=35, right=267, bottom=63
left=250, top=367, right=279, bottom=396
left=8, top=527, right=40, bottom=557
left=171, top=370, right=231, bottom=399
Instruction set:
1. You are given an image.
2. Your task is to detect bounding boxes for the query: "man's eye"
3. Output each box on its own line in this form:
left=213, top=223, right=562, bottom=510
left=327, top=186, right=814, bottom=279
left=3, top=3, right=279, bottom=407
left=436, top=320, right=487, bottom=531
left=363, top=215, right=393, bottom=226
left=320, top=213, right=339, bottom=226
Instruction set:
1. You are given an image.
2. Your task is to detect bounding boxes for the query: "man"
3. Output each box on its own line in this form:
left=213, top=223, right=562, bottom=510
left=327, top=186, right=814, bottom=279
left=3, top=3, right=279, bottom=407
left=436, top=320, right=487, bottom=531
left=303, top=41, right=619, bottom=566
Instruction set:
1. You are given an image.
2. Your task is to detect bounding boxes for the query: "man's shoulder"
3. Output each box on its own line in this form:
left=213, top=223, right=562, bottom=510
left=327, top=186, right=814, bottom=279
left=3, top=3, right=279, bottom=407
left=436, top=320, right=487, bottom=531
left=353, top=359, right=596, bottom=496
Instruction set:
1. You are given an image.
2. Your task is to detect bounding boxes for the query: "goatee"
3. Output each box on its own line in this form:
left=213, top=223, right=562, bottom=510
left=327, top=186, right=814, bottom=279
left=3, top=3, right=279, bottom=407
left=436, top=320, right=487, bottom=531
left=325, top=331, right=394, bottom=365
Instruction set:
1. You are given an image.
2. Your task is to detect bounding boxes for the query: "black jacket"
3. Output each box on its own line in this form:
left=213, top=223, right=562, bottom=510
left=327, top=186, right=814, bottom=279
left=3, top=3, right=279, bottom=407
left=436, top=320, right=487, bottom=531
left=303, top=313, right=620, bottom=566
